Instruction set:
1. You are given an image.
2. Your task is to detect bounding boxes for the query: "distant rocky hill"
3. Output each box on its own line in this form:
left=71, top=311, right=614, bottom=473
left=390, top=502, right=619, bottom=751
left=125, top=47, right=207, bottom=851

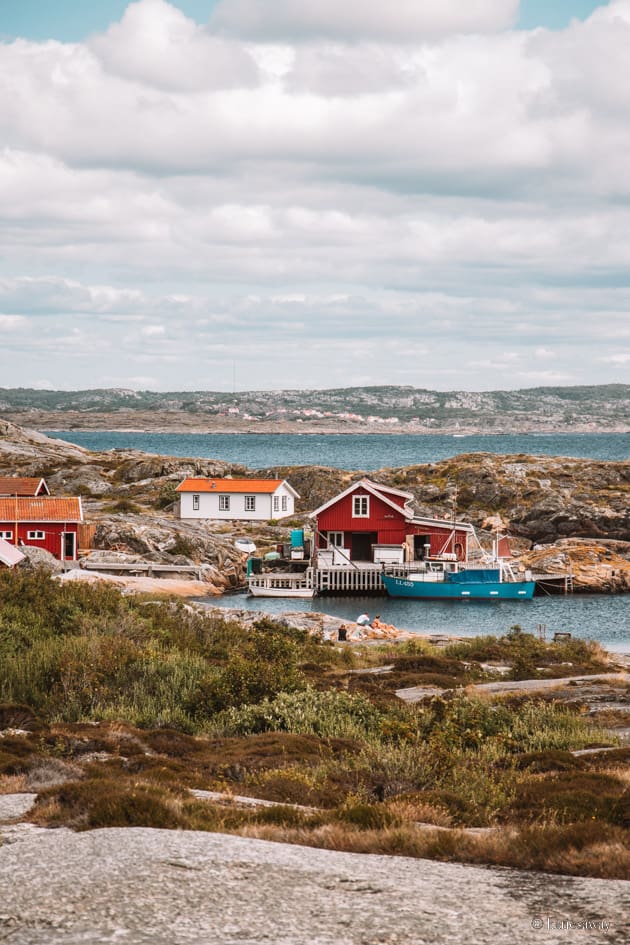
left=0, top=384, right=628, bottom=433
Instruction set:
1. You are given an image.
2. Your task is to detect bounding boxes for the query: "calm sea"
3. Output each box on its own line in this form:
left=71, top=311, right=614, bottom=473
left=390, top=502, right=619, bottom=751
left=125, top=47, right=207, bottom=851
left=206, top=593, right=630, bottom=653
left=47, top=431, right=630, bottom=470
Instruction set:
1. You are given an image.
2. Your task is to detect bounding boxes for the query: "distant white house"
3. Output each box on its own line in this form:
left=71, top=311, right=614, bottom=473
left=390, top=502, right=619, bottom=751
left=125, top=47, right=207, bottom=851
left=176, top=478, right=299, bottom=522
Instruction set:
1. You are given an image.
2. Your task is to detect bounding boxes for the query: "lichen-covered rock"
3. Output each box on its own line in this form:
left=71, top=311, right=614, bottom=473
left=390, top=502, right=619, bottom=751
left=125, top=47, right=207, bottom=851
left=381, top=454, right=630, bottom=544
left=90, top=514, right=246, bottom=590
left=521, top=539, right=630, bottom=593
left=47, top=466, right=113, bottom=496
left=17, top=546, right=63, bottom=574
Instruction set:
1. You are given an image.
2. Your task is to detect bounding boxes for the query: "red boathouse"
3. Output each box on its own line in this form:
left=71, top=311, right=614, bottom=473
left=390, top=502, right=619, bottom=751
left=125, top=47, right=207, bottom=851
left=0, top=496, right=84, bottom=561
left=311, top=479, right=472, bottom=564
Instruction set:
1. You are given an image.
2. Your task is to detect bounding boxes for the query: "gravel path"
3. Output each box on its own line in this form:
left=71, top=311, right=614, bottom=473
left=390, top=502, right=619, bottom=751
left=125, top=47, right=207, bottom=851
left=0, top=824, right=628, bottom=945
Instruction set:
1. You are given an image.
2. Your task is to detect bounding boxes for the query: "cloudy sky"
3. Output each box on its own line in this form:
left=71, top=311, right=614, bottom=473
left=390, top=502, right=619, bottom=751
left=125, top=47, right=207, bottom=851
left=1, top=0, right=628, bottom=393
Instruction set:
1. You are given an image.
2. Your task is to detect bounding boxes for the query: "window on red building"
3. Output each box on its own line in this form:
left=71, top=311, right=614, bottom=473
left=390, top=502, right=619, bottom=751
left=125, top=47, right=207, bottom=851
left=352, top=495, right=369, bottom=517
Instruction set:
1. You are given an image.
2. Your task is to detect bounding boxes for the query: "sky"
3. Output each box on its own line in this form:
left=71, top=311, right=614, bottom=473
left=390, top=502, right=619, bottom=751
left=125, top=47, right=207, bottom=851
left=0, top=0, right=628, bottom=393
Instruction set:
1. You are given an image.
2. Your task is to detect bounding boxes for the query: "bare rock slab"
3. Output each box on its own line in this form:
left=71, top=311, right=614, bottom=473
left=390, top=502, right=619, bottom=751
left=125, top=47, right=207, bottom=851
left=0, top=826, right=628, bottom=945
left=0, top=794, right=37, bottom=823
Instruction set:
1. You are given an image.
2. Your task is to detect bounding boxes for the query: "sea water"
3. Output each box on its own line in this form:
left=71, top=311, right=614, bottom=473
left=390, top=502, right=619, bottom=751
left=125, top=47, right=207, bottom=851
left=206, top=592, right=630, bottom=653
left=47, top=431, right=630, bottom=470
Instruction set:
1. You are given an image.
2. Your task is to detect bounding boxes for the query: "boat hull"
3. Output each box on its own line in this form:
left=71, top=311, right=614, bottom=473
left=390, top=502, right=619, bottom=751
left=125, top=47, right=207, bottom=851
left=381, top=574, right=536, bottom=600
left=248, top=584, right=315, bottom=599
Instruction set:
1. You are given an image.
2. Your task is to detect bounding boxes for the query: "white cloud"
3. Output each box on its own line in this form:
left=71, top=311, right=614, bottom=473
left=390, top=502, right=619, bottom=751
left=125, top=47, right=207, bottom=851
left=0, top=315, right=26, bottom=329
left=0, top=1, right=629, bottom=391
left=90, top=0, right=260, bottom=91
left=140, top=324, right=166, bottom=336
left=600, top=353, right=630, bottom=364
left=212, top=0, right=519, bottom=42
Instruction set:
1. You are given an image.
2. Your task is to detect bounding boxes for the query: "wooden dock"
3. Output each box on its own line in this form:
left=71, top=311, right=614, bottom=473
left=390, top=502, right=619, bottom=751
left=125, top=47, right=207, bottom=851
left=249, top=563, right=574, bottom=597
left=81, top=561, right=205, bottom=579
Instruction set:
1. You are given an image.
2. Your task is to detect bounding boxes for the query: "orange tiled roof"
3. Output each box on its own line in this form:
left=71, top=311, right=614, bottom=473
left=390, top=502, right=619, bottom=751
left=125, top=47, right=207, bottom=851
left=0, top=477, right=48, bottom=496
left=0, top=497, right=83, bottom=522
left=176, top=478, right=284, bottom=494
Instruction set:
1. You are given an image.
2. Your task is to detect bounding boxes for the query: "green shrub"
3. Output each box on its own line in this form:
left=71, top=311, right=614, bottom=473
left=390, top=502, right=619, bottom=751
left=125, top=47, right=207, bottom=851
left=209, top=687, right=384, bottom=740
left=155, top=482, right=179, bottom=510
left=337, top=802, right=398, bottom=830
left=105, top=499, right=143, bottom=514
left=189, top=621, right=307, bottom=716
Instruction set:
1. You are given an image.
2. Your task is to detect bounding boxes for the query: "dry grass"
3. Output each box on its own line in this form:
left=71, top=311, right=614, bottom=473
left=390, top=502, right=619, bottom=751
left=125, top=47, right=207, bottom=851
left=235, top=820, right=630, bottom=879
left=385, top=795, right=454, bottom=828
left=0, top=773, right=28, bottom=793
left=25, top=757, right=84, bottom=791
left=16, top=718, right=629, bottom=880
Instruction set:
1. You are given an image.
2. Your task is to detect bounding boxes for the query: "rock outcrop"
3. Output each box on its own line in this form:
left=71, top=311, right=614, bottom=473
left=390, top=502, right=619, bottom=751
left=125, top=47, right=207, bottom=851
left=521, top=539, right=630, bottom=593
left=2, top=825, right=625, bottom=945
left=89, top=514, right=247, bottom=591
left=370, top=453, right=630, bottom=545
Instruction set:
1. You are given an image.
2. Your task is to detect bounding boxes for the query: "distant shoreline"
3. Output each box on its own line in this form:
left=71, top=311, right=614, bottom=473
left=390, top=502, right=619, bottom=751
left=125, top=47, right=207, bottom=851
left=27, top=421, right=630, bottom=437
left=43, top=425, right=630, bottom=437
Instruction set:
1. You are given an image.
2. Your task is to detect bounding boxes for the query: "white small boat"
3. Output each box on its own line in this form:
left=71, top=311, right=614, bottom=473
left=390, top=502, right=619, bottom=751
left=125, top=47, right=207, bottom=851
left=248, top=583, right=315, bottom=599
left=234, top=538, right=257, bottom=554
left=248, top=571, right=315, bottom=598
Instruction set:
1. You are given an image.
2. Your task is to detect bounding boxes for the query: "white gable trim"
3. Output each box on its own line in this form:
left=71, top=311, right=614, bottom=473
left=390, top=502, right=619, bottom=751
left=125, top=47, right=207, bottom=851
left=310, top=478, right=414, bottom=520
left=274, top=480, right=300, bottom=499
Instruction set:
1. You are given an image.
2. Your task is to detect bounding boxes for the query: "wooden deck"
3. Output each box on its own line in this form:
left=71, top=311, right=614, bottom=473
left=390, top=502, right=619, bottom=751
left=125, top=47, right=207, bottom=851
left=248, top=562, right=573, bottom=597
left=81, top=561, right=205, bottom=579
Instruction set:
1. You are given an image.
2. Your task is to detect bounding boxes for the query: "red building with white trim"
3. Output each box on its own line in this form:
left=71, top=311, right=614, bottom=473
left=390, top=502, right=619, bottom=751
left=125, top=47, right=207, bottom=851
left=0, top=496, right=84, bottom=561
left=311, top=479, right=472, bottom=564
left=0, top=477, right=50, bottom=497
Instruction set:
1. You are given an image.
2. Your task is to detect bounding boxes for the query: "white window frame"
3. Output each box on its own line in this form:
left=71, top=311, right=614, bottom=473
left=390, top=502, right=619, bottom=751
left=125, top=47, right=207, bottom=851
left=327, top=532, right=344, bottom=548
left=219, top=495, right=230, bottom=511
left=0, top=530, right=13, bottom=540
left=281, top=495, right=288, bottom=511
left=192, top=494, right=200, bottom=511
left=273, top=496, right=280, bottom=512
left=244, top=495, right=256, bottom=512
left=352, top=495, right=370, bottom=518
left=27, top=530, right=45, bottom=540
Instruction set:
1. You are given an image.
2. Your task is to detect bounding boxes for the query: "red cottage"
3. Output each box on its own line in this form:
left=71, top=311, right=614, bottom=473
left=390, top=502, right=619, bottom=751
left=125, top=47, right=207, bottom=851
left=0, top=496, right=84, bottom=561
left=311, top=479, right=473, bottom=564
left=0, top=477, right=50, bottom=497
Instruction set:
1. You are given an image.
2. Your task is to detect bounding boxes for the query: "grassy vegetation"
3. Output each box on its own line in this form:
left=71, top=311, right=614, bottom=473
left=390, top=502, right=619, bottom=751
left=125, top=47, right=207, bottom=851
left=0, top=569, right=628, bottom=878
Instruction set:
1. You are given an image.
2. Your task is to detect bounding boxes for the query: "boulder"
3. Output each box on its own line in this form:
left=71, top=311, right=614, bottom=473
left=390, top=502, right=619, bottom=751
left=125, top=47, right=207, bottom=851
left=17, top=546, right=63, bottom=574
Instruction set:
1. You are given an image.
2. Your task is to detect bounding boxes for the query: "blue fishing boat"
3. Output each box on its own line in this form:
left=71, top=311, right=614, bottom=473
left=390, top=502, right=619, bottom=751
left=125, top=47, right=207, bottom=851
left=381, top=565, right=536, bottom=600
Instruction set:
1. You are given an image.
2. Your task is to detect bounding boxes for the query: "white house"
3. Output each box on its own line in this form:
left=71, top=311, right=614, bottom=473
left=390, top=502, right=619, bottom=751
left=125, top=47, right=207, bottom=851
left=176, top=478, right=299, bottom=522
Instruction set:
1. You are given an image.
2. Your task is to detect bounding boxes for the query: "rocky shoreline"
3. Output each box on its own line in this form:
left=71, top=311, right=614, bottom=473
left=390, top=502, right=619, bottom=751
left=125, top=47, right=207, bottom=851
left=5, top=408, right=630, bottom=435
left=1, top=419, right=629, bottom=595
